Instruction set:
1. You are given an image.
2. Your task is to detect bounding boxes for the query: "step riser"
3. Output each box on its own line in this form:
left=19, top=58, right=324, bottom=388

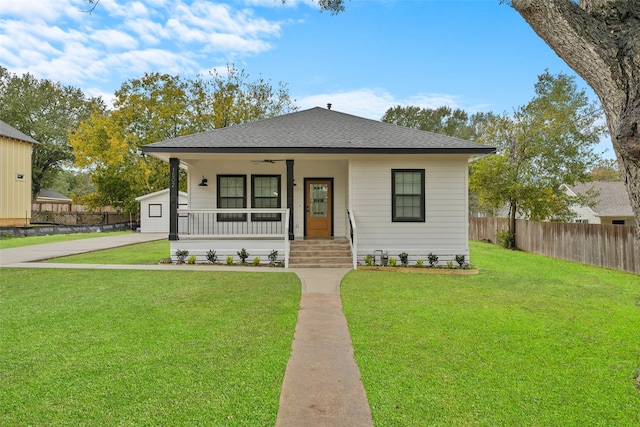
left=289, top=240, right=353, bottom=267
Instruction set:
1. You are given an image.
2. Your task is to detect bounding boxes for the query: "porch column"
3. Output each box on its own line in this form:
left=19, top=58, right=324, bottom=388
left=169, top=157, right=179, bottom=241
left=286, top=159, right=294, bottom=240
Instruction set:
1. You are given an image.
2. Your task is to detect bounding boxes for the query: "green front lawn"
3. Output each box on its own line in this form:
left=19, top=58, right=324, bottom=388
left=0, top=231, right=131, bottom=249
left=342, top=241, right=640, bottom=426
left=46, top=239, right=170, bottom=264
left=0, top=269, right=300, bottom=426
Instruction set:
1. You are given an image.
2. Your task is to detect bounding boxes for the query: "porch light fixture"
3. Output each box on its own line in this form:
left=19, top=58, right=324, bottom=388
left=198, top=176, right=208, bottom=186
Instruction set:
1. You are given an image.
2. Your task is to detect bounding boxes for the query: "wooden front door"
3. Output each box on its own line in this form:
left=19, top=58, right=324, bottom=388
left=305, top=179, right=332, bottom=237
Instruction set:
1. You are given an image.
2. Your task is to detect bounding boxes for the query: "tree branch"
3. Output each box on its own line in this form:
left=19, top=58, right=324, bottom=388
left=511, top=0, right=622, bottom=115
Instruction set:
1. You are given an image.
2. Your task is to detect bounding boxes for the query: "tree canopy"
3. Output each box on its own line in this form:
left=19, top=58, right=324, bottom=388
left=470, top=71, right=605, bottom=246
left=0, top=67, right=104, bottom=198
left=70, top=66, right=297, bottom=213
left=381, top=105, right=494, bottom=142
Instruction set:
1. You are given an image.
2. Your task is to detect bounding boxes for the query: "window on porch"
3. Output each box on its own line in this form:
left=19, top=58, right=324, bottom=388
left=251, top=175, right=281, bottom=221
left=217, top=175, right=247, bottom=221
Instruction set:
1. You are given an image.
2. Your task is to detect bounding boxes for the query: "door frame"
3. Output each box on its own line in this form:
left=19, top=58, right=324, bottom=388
left=303, top=177, right=334, bottom=238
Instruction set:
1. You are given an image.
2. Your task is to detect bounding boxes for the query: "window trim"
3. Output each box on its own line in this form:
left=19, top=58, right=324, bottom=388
left=148, top=203, right=162, bottom=218
left=217, top=175, right=247, bottom=222
left=251, top=175, right=282, bottom=221
left=391, top=169, right=425, bottom=222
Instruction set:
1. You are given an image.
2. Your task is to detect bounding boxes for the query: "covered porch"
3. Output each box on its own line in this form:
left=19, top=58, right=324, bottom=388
left=166, top=155, right=357, bottom=268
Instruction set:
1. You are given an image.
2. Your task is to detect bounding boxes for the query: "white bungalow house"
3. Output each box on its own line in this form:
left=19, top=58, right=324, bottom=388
left=142, top=107, right=495, bottom=268
left=560, top=182, right=635, bottom=226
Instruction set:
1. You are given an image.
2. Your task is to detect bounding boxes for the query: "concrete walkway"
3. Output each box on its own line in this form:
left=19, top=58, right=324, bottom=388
left=0, top=234, right=374, bottom=426
left=276, top=268, right=374, bottom=427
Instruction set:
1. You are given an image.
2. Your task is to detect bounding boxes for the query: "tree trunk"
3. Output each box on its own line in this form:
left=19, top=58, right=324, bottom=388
left=508, top=198, right=518, bottom=249
left=511, top=0, right=640, bottom=249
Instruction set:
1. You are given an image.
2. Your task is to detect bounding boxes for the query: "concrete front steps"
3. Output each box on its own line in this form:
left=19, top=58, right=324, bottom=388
left=288, top=239, right=353, bottom=268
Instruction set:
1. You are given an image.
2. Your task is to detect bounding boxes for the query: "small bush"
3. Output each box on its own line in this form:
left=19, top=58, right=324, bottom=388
left=175, top=249, right=189, bottom=264
left=416, top=259, right=424, bottom=267
left=187, top=255, right=196, bottom=264
left=497, top=229, right=513, bottom=248
left=268, top=250, right=279, bottom=266
left=398, top=252, right=409, bottom=266
left=427, top=252, right=438, bottom=267
left=364, top=254, right=373, bottom=266
left=226, top=255, right=234, bottom=265
left=237, top=248, right=249, bottom=264
left=446, top=260, right=454, bottom=269
left=206, top=249, right=218, bottom=264
left=388, top=257, right=397, bottom=267
left=252, top=256, right=261, bottom=266
left=455, top=254, right=466, bottom=268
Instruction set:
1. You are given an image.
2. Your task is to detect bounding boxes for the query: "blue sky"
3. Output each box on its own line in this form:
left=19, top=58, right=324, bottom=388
left=0, top=0, right=613, bottom=157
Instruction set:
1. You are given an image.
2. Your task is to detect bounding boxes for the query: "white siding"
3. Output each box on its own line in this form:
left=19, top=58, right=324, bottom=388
left=137, top=190, right=187, bottom=233
left=350, top=154, right=470, bottom=263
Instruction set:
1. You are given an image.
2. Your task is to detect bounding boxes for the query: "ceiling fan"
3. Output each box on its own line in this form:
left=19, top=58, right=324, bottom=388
left=250, top=159, right=285, bottom=164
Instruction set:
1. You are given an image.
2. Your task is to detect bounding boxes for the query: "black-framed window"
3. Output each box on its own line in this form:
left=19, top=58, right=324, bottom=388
left=612, top=219, right=625, bottom=225
left=392, top=169, right=425, bottom=222
left=217, top=175, right=246, bottom=221
left=251, top=175, right=281, bottom=221
left=149, top=203, right=162, bottom=218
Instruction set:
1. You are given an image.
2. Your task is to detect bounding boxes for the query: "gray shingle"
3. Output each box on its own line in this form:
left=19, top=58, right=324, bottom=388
left=568, top=182, right=633, bottom=216
left=0, top=120, right=39, bottom=144
left=143, top=107, right=494, bottom=154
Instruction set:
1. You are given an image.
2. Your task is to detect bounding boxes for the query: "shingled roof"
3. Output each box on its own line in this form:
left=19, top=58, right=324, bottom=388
left=565, top=181, right=633, bottom=217
left=0, top=120, right=39, bottom=144
left=143, top=107, right=495, bottom=155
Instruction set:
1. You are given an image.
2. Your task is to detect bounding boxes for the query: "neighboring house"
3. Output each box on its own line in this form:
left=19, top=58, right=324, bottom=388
left=33, top=189, right=73, bottom=212
left=561, top=182, right=635, bottom=226
left=142, top=107, right=494, bottom=267
left=0, top=120, right=39, bottom=227
left=136, top=189, right=188, bottom=233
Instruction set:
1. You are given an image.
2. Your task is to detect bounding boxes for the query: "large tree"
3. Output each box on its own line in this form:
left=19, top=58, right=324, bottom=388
left=470, top=71, right=604, bottom=247
left=0, top=67, right=104, bottom=198
left=70, top=66, right=296, bottom=213
left=381, top=105, right=494, bottom=142
left=308, top=0, right=640, bottom=247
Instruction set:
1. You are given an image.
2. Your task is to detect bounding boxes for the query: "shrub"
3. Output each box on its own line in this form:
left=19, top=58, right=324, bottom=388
left=237, top=248, right=249, bottom=264
left=252, top=256, right=261, bottom=266
left=175, top=249, right=189, bottom=264
left=455, top=254, right=466, bottom=268
left=187, top=255, right=196, bottom=264
left=497, top=229, right=513, bottom=248
left=226, top=255, right=234, bottom=265
left=206, top=249, right=218, bottom=264
left=364, top=254, right=373, bottom=266
left=268, top=250, right=279, bottom=266
left=416, top=259, right=424, bottom=267
left=388, top=257, right=397, bottom=267
left=427, top=252, right=439, bottom=267
left=398, top=252, right=409, bottom=266
left=446, top=260, right=454, bottom=269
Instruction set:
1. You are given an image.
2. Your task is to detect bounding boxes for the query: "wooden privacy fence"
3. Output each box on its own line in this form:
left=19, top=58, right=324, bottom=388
left=469, top=217, right=638, bottom=275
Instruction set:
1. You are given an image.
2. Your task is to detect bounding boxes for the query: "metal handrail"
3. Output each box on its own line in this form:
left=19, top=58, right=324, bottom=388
left=347, top=209, right=358, bottom=270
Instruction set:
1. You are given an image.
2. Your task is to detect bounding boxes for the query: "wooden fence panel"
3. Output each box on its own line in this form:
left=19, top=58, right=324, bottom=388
left=470, top=217, right=638, bottom=275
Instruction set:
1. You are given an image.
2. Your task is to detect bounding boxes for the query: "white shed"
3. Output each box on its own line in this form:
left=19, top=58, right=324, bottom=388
left=136, top=189, right=188, bottom=233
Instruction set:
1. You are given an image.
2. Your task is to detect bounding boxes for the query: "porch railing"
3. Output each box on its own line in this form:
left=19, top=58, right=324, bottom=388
left=178, top=208, right=290, bottom=267
left=347, top=209, right=358, bottom=269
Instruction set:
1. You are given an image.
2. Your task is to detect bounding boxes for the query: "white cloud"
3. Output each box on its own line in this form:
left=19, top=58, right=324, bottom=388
left=90, top=29, right=139, bottom=50
left=297, top=88, right=467, bottom=120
